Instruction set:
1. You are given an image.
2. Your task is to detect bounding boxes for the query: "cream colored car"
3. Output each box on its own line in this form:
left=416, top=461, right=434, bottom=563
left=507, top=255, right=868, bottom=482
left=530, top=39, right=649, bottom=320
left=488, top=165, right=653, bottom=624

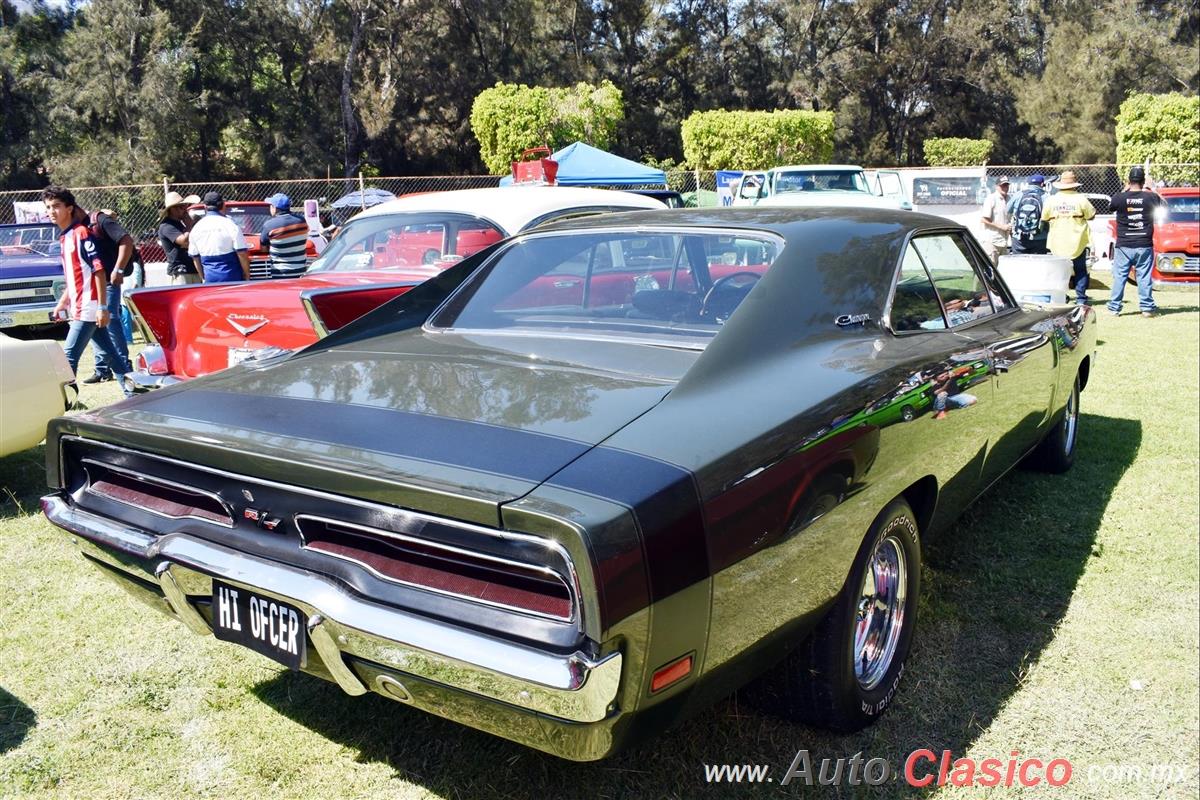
left=1, top=332, right=76, bottom=457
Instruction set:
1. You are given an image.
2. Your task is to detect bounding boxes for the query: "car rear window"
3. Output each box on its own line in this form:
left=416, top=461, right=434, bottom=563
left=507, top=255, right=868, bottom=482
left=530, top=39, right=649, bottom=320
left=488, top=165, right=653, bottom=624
left=430, top=229, right=782, bottom=342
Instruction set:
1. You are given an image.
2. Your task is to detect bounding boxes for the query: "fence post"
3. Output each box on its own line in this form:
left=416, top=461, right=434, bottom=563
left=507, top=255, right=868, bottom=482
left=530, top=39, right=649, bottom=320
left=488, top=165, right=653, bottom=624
left=358, top=172, right=366, bottom=211
left=162, top=177, right=169, bottom=200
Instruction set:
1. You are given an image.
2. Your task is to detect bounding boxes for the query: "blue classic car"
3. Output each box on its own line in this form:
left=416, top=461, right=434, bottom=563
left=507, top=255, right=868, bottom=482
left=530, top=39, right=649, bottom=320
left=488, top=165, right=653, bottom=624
left=42, top=208, right=1095, bottom=760
left=0, top=223, right=65, bottom=334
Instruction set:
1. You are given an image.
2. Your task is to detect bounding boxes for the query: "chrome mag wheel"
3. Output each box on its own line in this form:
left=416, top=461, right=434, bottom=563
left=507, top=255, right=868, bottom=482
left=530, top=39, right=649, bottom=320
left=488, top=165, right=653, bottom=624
left=1063, top=382, right=1078, bottom=457
left=853, top=534, right=908, bottom=691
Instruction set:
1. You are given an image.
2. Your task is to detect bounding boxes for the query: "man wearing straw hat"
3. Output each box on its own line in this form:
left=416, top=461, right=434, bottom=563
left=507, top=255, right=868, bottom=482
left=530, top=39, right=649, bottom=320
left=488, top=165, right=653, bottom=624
left=1042, top=170, right=1096, bottom=305
left=157, top=190, right=201, bottom=285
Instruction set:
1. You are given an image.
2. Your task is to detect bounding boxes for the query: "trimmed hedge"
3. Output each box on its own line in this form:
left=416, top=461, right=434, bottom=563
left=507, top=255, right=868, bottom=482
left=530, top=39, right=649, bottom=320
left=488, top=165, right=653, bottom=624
left=922, top=138, right=993, bottom=166
left=680, top=110, right=834, bottom=170
left=469, top=81, right=624, bottom=175
left=1115, top=93, right=1200, bottom=186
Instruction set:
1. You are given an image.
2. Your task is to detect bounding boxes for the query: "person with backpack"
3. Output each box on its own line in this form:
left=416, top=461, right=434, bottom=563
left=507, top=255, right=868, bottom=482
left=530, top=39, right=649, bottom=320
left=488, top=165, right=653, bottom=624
left=71, top=203, right=135, bottom=384
left=1007, top=174, right=1049, bottom=254
left=41, top=186, right=132, bottom=397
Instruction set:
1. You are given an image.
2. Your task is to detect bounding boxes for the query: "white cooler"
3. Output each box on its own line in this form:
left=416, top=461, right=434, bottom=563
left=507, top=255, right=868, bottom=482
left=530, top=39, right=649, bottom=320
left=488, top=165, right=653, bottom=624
left=997, top=254, right=1072, bottom=305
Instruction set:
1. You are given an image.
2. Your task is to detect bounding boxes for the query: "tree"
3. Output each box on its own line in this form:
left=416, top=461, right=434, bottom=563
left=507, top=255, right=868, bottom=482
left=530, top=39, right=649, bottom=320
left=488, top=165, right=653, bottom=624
left=470, top=81, right=624, bottom=174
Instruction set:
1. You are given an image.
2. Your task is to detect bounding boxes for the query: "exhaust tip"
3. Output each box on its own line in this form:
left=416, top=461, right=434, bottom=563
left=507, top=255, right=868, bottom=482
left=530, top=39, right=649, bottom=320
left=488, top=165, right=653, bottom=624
left=376, top=674, right=413, bottom=703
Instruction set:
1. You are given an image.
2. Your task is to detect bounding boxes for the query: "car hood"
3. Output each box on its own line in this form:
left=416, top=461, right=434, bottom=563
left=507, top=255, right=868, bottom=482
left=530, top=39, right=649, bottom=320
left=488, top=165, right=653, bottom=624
left=0, top=253, right=59, bottom=280
left=1156, top=221, right=1200, bottom=254
left=69, top=330, right=689, bottom=525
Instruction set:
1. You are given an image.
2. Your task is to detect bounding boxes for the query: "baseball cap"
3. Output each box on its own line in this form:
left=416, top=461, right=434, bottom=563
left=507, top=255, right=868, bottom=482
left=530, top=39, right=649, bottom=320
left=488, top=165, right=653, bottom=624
left=1128, top=166, right=1146, bottom=183
left=266, top=192, right=291, bottom=210
left=997, top=175, right=1011, bottom=185
left=1028, top=174, right=1045, bottom=185
left=202, top=191, right=224, bottom=208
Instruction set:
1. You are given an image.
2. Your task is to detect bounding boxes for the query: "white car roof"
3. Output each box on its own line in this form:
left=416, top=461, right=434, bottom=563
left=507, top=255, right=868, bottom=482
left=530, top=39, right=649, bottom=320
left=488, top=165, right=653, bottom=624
left=353, top=186, right=665, bottom=233
left=770, top=164, right=864, bottom=173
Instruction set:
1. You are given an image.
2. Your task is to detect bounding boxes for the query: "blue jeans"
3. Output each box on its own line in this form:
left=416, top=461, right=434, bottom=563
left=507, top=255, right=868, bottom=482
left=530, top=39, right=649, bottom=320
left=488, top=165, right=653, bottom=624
left=1070, top=252, right=1089, bottom=303
left=93, top=283, right=131, bottom=377
left=1010, top=237, right=1048, bottom=255
left=1108, top=246, right=1156, bottom=313
left=65, top=320, right=131, bottom=395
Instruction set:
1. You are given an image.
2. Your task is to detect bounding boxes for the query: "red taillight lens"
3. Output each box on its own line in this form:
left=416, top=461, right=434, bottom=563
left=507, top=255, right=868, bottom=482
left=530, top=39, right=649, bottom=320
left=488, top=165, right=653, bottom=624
left=297, top=518, right=574, bottom=620
left=82, top=461, right=232, bottom=526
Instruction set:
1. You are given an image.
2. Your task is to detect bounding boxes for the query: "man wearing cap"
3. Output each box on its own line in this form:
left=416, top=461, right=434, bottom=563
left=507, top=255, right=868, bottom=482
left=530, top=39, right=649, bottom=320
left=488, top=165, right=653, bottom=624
left=979, top=176, right=1012, bottom=267
left=1042, top=170, right=1095, bottom=304
left=187, top=191, right=249, bottom=282
left=1107, top=166, right=1165, bottom=317
left=1007, top=174, right=1050, bottom=254
left=259, top=193, right=309, bottom=279
left=157, top=190, right=201, bottom=285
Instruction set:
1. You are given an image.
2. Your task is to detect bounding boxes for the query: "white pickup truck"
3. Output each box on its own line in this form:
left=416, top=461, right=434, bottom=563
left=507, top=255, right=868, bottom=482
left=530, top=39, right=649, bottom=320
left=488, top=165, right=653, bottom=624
left=730, top=164, right=912, bottom=210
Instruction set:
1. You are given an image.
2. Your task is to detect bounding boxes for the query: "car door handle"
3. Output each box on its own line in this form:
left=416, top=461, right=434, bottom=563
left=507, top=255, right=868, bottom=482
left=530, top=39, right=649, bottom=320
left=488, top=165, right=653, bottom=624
left=553, top=279, right=580, bottom=288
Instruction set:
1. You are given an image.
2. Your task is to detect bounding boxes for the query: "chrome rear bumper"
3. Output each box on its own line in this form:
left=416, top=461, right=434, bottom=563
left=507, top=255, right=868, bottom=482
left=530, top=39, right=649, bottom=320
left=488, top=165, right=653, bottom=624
left=124, top=370, right=182, bottom=392
left=42, top=494, right=622, bottom=726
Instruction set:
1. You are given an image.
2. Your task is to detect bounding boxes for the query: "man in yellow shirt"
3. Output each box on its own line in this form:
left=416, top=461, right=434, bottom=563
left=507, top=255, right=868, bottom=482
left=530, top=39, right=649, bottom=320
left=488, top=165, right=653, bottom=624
left=1041, top=170, right=1096, bottom=304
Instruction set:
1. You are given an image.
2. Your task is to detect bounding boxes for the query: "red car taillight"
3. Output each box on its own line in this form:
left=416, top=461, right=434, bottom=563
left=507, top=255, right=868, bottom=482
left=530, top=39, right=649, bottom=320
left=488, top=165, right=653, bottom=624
left=296, top=517, right=574, bottom=621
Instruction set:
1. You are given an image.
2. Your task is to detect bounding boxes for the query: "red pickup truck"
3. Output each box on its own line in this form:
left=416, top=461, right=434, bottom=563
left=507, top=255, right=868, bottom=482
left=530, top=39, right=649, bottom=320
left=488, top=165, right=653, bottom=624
left=1108, top=187, right=1200, bottom=286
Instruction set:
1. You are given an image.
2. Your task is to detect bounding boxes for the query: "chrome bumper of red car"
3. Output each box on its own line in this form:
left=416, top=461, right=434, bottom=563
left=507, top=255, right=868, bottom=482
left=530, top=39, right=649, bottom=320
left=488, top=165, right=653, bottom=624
left=42, top=494, right=622, bottom=725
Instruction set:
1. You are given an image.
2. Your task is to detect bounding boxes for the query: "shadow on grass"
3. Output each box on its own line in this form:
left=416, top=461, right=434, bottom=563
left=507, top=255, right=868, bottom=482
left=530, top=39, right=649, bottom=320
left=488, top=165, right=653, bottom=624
left=252, top=412, right=1140, bottom=798
left=0, top=445, right=49, bottom=521
left=0, top=687, right=36, bottom=754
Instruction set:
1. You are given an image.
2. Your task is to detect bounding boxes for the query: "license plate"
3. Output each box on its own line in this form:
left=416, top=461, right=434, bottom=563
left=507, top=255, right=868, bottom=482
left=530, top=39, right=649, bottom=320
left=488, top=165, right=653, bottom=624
left=211, top=581, right=306, bottom=670
left=228, top=347, right=256, bottom=368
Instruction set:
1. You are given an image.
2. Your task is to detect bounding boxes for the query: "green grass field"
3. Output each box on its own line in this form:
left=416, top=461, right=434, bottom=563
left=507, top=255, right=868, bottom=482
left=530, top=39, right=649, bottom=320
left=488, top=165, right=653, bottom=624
left=2, top=288, right=1197, bottom=799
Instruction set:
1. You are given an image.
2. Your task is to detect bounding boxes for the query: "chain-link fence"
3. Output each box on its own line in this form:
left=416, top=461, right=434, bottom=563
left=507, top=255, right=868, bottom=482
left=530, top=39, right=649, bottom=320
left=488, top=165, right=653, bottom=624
left=2, top=164, right=1195, bottom=247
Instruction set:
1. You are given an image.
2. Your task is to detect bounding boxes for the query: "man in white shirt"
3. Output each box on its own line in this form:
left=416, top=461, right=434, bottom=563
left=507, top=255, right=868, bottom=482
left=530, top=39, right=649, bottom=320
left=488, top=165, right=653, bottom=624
left=188, top=191, right=249, bottom=282
left=979, top=176, right=1012, bottom=268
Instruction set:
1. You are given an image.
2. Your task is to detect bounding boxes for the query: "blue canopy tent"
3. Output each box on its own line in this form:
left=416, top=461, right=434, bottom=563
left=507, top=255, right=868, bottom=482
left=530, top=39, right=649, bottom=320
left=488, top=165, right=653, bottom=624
left=500, top=142, right=667, bottom=187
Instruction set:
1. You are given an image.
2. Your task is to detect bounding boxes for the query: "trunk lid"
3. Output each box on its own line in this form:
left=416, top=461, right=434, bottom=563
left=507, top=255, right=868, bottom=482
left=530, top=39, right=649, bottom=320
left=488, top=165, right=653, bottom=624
left=63, top=329, right=694, bottom=525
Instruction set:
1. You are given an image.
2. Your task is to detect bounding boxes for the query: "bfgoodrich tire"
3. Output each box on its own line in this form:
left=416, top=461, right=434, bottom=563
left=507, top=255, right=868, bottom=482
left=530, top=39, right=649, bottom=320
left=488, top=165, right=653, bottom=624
left=772, top=499, right=921, bottom=732
left=1026, top=375, right=1080, bottom=474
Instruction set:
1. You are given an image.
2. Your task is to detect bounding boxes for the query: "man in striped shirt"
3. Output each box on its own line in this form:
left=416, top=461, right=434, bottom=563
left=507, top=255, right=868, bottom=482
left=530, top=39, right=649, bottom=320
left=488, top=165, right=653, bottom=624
left=42, top=186, right=131, bottom=396
left=259, top=193, right=309, bottom=278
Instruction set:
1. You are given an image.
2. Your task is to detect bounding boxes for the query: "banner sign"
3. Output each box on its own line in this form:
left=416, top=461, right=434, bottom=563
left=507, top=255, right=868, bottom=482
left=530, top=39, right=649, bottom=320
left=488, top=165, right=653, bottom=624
left=715, top=171, right=743, bottom=207
left=912, top=177, right=993, bottom=206
left=13, top=201, right=50, bottom=224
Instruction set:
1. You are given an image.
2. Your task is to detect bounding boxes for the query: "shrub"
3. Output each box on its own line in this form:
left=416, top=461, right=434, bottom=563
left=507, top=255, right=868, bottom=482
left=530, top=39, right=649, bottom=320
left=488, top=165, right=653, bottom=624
left=470, top=81, right=624, bottom=175
left=680, top=110, right=834, bottom=170
left=1115, top=93, right=1200, bottom=186
left=922, top=138, right=994, bottom=166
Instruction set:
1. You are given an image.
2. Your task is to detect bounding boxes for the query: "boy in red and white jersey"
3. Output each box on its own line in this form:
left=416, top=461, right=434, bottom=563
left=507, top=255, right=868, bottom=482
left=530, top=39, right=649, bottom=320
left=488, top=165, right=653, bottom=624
left=43, top=186, right=131, bottom=395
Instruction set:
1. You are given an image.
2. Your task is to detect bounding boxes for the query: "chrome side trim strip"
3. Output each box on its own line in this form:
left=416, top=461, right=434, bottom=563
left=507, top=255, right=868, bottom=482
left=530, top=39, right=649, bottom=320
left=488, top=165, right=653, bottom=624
left=298, top=292, right=331, bottom=339
left=295, top=514, right=575, bottom=622
left=44, top=495, right=620, bottom=723
left=82, top=458, right=234, bottom=528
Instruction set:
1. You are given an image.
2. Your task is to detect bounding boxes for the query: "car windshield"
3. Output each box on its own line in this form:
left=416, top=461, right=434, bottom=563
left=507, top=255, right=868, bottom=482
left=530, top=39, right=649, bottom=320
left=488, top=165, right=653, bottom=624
left=429, top=229, right=781, bottom=343
left=774, top=171, right=868, bottom=194
left=0, top=225, right=59, bottom=258
left=191, top=206, right=272, bottom=237
left=309, top=212, right=507, bottom=272
left=1165, top=195, right=1200, bottom=223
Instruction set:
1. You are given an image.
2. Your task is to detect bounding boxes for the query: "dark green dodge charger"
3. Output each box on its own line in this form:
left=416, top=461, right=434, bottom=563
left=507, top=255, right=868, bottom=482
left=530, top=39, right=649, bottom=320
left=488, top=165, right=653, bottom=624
left=42, top=207, right=1095, bottom=760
